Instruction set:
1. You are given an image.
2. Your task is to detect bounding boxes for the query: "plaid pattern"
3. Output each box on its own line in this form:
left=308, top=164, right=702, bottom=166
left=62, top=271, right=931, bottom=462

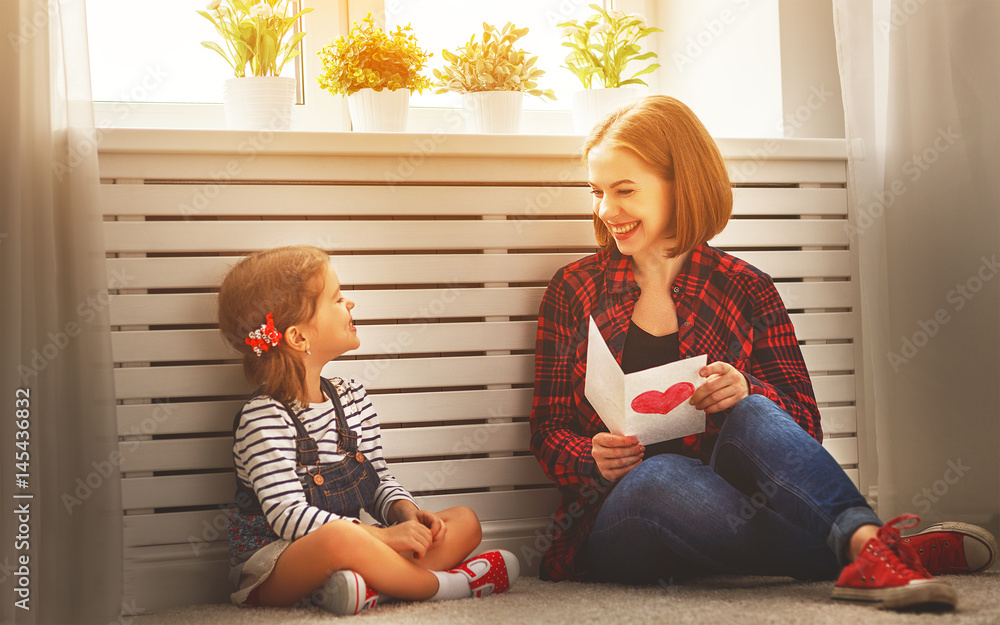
left=529, top=243, right=822, bottom=581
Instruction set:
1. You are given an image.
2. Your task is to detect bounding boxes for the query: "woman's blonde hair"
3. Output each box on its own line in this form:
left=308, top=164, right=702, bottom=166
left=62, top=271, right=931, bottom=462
left=583, top=96, right=732, bottom=257
left=218, top=246, right=330, bottom=406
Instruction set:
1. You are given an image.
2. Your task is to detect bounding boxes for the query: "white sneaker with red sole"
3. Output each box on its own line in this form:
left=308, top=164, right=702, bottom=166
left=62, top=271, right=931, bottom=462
left=315, top=570, right=383, bottom=615
left=452, top=549, right=520, bottom=598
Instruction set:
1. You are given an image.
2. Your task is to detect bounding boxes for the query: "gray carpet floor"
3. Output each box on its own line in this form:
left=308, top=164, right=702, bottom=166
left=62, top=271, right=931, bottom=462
left=135, top=571, right=1000, bottom=625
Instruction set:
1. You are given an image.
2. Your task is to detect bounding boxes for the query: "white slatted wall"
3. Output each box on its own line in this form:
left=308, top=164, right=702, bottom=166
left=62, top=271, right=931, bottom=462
left=99, top=133, right=860, bottom=611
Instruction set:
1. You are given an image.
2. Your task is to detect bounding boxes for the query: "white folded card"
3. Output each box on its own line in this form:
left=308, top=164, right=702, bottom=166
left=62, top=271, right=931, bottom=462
left=584, top=316, right=708, bottom=445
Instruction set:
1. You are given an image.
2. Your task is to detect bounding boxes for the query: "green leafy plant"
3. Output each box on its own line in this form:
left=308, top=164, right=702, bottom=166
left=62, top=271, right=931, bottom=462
left=433, top=22, right=556, bottom=99
left=316, top=13, right=432, bottom=96
left=559, top=4, right=662, bottom=89
left=198, top=0, right=313, bottom=78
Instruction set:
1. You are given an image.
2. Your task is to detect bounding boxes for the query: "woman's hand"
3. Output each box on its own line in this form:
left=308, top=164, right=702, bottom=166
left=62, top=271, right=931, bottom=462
left=690, top=361, right=749, bottom=414
left=592, top=432, right=644, bottom=482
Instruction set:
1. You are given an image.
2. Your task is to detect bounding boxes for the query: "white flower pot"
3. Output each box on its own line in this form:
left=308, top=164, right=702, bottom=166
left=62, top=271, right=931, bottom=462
left=571, top=87, right=646, bottom=135
left=223, top=77, right=297, bottom=131
left=347, top=88, right=410, bottom=132
left=463, top=91, right=524, bottom=134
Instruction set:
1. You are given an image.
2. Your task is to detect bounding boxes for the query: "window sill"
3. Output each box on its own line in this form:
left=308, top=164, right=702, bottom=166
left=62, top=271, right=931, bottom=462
left=96, top=128, right=847, bottom=161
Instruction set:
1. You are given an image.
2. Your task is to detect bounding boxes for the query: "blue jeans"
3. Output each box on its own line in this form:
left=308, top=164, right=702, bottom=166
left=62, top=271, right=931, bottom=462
left=585, top=395, right=881, bottom=584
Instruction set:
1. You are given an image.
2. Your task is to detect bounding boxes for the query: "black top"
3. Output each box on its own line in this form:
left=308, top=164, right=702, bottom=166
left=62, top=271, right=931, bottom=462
left=621, top=320, right=684, bottom=458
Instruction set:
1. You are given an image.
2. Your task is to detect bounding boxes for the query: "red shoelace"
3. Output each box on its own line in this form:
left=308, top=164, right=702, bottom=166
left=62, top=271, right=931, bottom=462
left=876, top=514, right=932, bottom=578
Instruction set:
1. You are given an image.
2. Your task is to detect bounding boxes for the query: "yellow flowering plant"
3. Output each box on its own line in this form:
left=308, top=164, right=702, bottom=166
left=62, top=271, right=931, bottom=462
left=198, top=0, right=313, bottom=78
left=316, top=13, right=432, bottom=96
left=434, top=22, right=556, bottom=100
left=559, top=4, right=662, bottom=88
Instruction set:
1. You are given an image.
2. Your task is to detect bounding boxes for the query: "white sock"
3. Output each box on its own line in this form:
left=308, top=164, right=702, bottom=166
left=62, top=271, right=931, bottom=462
left=429, top=570, right=472, bottom=601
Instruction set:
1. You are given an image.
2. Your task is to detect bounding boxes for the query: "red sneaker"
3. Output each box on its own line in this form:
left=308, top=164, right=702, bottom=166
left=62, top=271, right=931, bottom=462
left=901, top=522, right=999, bottom=575
left=315, top=570, right=383, bottom=615
left=452, top=549, right=520, bottom=598
left=832, top=515, right=957, bottom=610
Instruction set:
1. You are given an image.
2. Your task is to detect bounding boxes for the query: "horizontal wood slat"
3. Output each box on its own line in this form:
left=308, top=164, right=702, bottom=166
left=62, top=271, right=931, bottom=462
left=116, top=390, right=858, bottom=438
left=100, top=152, right=589, bottom=185
left=105, top=249, right=851, bottom=293
left=109, top=282, right=853, bottom=329
left=110, top=312, right=855, bottom=363
left=122, top=448, right=859, bottom=513
left=113, top=354, right=537, bottom=400
left=812, top=374, right=856, bottom=404
left=105, top=253, right=584, bottom=292
left=118, top=422, right=532, bottom=473
left=112, top=321, right=536, bottom=362
left=727, top=159, right=847, bottom=185
left=99, top=151, right=845, bottom=185
left=101, top=184, right=592, bottom=217
left=103, top=219, right=848, bottom=254
left=123, top=489, right=562, bottom=548
left=121, top=456, right=549, bottom=510
left=822, top=437, right=859, bottom=467
left=122, top=473, right=234, bottom=510
left=112, top=344, right=853, bottom=400
left=123, top=546, right=230, bottom=612
left=116, top=388, right=534, bottom=435
left=819, top=406, right=857, bottom=435
left=119, top=419, right=859, bottom=475
left=100, top=184, right=847, bottom=218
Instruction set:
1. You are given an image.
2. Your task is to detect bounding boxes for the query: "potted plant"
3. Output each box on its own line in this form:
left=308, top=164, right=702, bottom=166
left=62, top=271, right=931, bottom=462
left=434, top=22, right=555, bottom=134
left=558, top=5, right=662, bottom=133
left=198, top=0, right=313, bottom=130
left=316, top=13, right=432, bottom=132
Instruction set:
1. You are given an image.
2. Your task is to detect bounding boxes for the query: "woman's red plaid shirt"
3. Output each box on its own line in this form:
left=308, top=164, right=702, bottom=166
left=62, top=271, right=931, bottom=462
left=529, top=243, right=822, bottom=581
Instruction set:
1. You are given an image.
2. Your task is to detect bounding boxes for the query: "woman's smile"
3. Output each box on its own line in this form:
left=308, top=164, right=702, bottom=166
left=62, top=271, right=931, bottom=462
left=609, top=220, right=640, bottom=237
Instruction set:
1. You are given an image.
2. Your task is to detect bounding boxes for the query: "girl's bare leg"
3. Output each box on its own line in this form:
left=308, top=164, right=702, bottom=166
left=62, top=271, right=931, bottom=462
left=255, top=519, right=440, bottom=606
left=402, top=506, right=483, bottom=571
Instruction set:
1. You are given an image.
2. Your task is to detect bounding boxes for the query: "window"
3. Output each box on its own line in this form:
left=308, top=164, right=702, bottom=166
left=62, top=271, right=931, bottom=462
left=86, top=0, right=341, bottom=130
left=87, top=0, right=630, bottom=131
left=86, top=0, right=303, bottom=104
left=84, top=0, right=810, bottom=137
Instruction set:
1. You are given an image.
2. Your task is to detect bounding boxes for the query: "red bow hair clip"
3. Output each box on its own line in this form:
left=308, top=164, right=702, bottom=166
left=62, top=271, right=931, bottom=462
left=246, top=313, right=283, bottom=356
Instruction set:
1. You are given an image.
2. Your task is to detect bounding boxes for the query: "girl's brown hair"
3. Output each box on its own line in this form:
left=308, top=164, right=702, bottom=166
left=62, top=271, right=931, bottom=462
left=218, top=246, right=330, bottom=406
left=583, top=95, right=733, bottom=257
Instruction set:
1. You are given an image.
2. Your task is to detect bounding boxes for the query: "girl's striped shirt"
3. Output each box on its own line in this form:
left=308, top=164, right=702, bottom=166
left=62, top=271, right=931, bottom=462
left=233, top=376, right=415, bottom=541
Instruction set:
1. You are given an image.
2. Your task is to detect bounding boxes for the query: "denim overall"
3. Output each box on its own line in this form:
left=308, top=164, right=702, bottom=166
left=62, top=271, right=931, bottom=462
left=228, top=378, right=380, bottom=559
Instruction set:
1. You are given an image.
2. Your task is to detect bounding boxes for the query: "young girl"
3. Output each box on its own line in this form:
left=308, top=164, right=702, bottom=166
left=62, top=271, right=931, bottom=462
left=218, top=246, right=519, bottom=615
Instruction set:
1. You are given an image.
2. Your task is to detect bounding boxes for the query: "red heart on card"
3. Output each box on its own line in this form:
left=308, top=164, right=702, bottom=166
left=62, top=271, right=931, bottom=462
left=631, top=382, right=696, bottom=414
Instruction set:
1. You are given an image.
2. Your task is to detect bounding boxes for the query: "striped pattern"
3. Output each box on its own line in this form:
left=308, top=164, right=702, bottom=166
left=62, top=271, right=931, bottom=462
left=234, top=377, right=414, bottom=538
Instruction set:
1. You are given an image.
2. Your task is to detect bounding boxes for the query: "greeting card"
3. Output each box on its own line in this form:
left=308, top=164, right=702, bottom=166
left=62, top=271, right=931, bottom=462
left=584, top=316, right=708, bottom=445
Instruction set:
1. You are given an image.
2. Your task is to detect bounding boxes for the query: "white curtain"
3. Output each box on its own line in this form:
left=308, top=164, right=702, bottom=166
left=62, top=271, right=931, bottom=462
left=834, top=0, right=1000, bottom=531
left=0, top=1, right=122, bottom=623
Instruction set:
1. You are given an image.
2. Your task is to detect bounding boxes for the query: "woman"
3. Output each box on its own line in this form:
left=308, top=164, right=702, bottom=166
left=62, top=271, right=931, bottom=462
left=529, top=96, right=997, bottom=610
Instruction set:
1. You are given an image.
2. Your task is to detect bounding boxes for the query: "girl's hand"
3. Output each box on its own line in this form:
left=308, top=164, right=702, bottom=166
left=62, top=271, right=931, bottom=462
left=368, top=520, right=434, bottom=558
left=592, top=432, right=644, bottom=482
left=412, top=509, right=447, bottom=544
left=690, top=361, right=749, bottom=414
